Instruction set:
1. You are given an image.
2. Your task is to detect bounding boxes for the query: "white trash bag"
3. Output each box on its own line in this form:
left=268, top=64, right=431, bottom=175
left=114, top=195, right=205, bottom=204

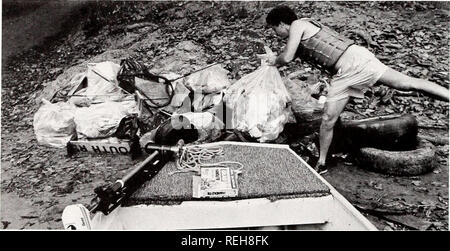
left=69, top=61, right=128, bottom=106
left=192, top=92, right=224, bottom=112
left=74, top=101, right=137, bottom=139
left=224, top=65, right=292, bottom=142
left=33, top=99, right=77, bottom=148
left=184, top=64, right=231, bottom=93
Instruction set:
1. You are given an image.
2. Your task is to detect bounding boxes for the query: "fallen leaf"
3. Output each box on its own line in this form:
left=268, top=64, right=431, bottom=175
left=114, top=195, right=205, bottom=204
left=431, top=181, right=443, bottom=187
left=420, top=200, right=437, bottom=207
left=437, top=196, right=447, bottom=204
left=385, top=221, right=396, bottom=228
left=431, top=222, right=445, bottom=229
left=411, top=181, right=422, bottom=186
left=374, top=183, right=383, bottom=190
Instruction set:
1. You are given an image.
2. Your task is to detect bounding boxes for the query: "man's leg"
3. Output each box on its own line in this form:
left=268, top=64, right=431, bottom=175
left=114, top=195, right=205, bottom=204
left=377, top=68, right=449, bottom=101
left=317, top=97, right=350, bottom=167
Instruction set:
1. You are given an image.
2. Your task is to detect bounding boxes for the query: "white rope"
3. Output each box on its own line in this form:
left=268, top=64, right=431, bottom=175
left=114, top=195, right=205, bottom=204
left=168, top=145, right=243, bottom=175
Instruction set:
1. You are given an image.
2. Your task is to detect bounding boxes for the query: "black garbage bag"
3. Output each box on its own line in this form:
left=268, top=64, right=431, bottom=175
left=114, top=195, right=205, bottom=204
left=117, top=60, right=174, bottom=109
left=115, top=115, right=140, bottom=140
left=117, top=59, right=152, bottom=94
left=114, top=115, right=142, bottom=159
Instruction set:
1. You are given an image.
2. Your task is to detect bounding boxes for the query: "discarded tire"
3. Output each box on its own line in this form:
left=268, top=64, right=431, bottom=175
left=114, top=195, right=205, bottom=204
left=355, top=137, right=437, bottom=176
left=339, top=114, right=418, bottom=151
left=327, top=114, right=418, bottom=155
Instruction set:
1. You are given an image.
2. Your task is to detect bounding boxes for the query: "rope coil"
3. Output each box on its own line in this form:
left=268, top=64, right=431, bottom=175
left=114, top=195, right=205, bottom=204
left=169, top=145, right=243, bottom=175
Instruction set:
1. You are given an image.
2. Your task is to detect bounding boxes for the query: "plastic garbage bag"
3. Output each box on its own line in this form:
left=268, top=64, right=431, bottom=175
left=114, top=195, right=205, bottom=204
left=224, top=65, right=292, bottom=142
left=33, top=99, right=77, bottom=148
left=134, top=76, right=174, bottom=108
left=69, top=61, right=128, bottom=106
left=192, top=92, right=224, bottom=113
left=161, top=72, right=190, bottom=110
left=74, top=101, right=138, bottom=139
left=283, top=78, right=324, bottom=122
left=184, top=64, right=231, bottom=93
left=114, top=115, right=140, bottom=140
left=134, top=72, right=191, bottom=115
left=117, top=59, right=150, bottom=94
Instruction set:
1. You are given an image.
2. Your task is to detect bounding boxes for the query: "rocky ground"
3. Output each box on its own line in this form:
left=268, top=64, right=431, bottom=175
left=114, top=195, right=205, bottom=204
left=1, top=1, right=448, bottom=230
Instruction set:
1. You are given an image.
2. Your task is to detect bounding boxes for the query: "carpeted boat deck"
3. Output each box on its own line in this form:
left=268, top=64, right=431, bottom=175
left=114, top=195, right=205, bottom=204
left=125, top=144, right=330, bottom=206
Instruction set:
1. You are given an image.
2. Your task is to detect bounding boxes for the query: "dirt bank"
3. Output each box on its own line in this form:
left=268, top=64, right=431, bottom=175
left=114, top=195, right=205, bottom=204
left=1, top=1, right=448, bottom=230
left=2, top=1, right=86, bottom=66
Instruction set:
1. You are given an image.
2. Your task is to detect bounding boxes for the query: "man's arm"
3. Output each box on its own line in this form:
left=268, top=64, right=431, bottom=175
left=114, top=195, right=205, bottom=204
left=274, top=20, right=306, bottom=66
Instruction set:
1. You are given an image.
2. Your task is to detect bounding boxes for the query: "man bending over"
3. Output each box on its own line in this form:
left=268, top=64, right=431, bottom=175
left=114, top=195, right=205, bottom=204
left=264, top=5, right=449, bottom=174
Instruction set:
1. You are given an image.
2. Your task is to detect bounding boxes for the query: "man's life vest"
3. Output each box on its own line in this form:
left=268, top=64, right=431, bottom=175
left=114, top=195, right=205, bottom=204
left=296, top=19, right=354, bottom=72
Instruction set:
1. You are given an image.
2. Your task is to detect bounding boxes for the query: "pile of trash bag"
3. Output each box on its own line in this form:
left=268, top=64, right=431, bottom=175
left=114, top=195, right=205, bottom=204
left=33, top=61, right=140, bottom=147
left=33, top=58, right=232, bottom=148
left=33, top=42, right=325, bottom=149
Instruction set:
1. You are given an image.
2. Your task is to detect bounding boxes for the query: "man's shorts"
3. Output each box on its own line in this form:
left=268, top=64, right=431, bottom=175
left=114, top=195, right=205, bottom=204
left=326, top=45, right=388, bottom=102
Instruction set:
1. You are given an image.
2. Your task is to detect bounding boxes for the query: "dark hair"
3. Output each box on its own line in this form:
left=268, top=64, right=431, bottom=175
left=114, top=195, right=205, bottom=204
left=266, top=6, right=298, bottom=26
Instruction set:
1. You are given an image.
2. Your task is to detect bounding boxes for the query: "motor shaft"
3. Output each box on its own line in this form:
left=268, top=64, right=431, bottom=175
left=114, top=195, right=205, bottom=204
left=144, top=140, right=185, bottom=156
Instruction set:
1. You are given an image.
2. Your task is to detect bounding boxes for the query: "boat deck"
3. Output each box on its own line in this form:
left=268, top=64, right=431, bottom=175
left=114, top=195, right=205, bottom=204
left=126, top=143, right=330, bottom=205
left=90, top=142, right=376, bottom=230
